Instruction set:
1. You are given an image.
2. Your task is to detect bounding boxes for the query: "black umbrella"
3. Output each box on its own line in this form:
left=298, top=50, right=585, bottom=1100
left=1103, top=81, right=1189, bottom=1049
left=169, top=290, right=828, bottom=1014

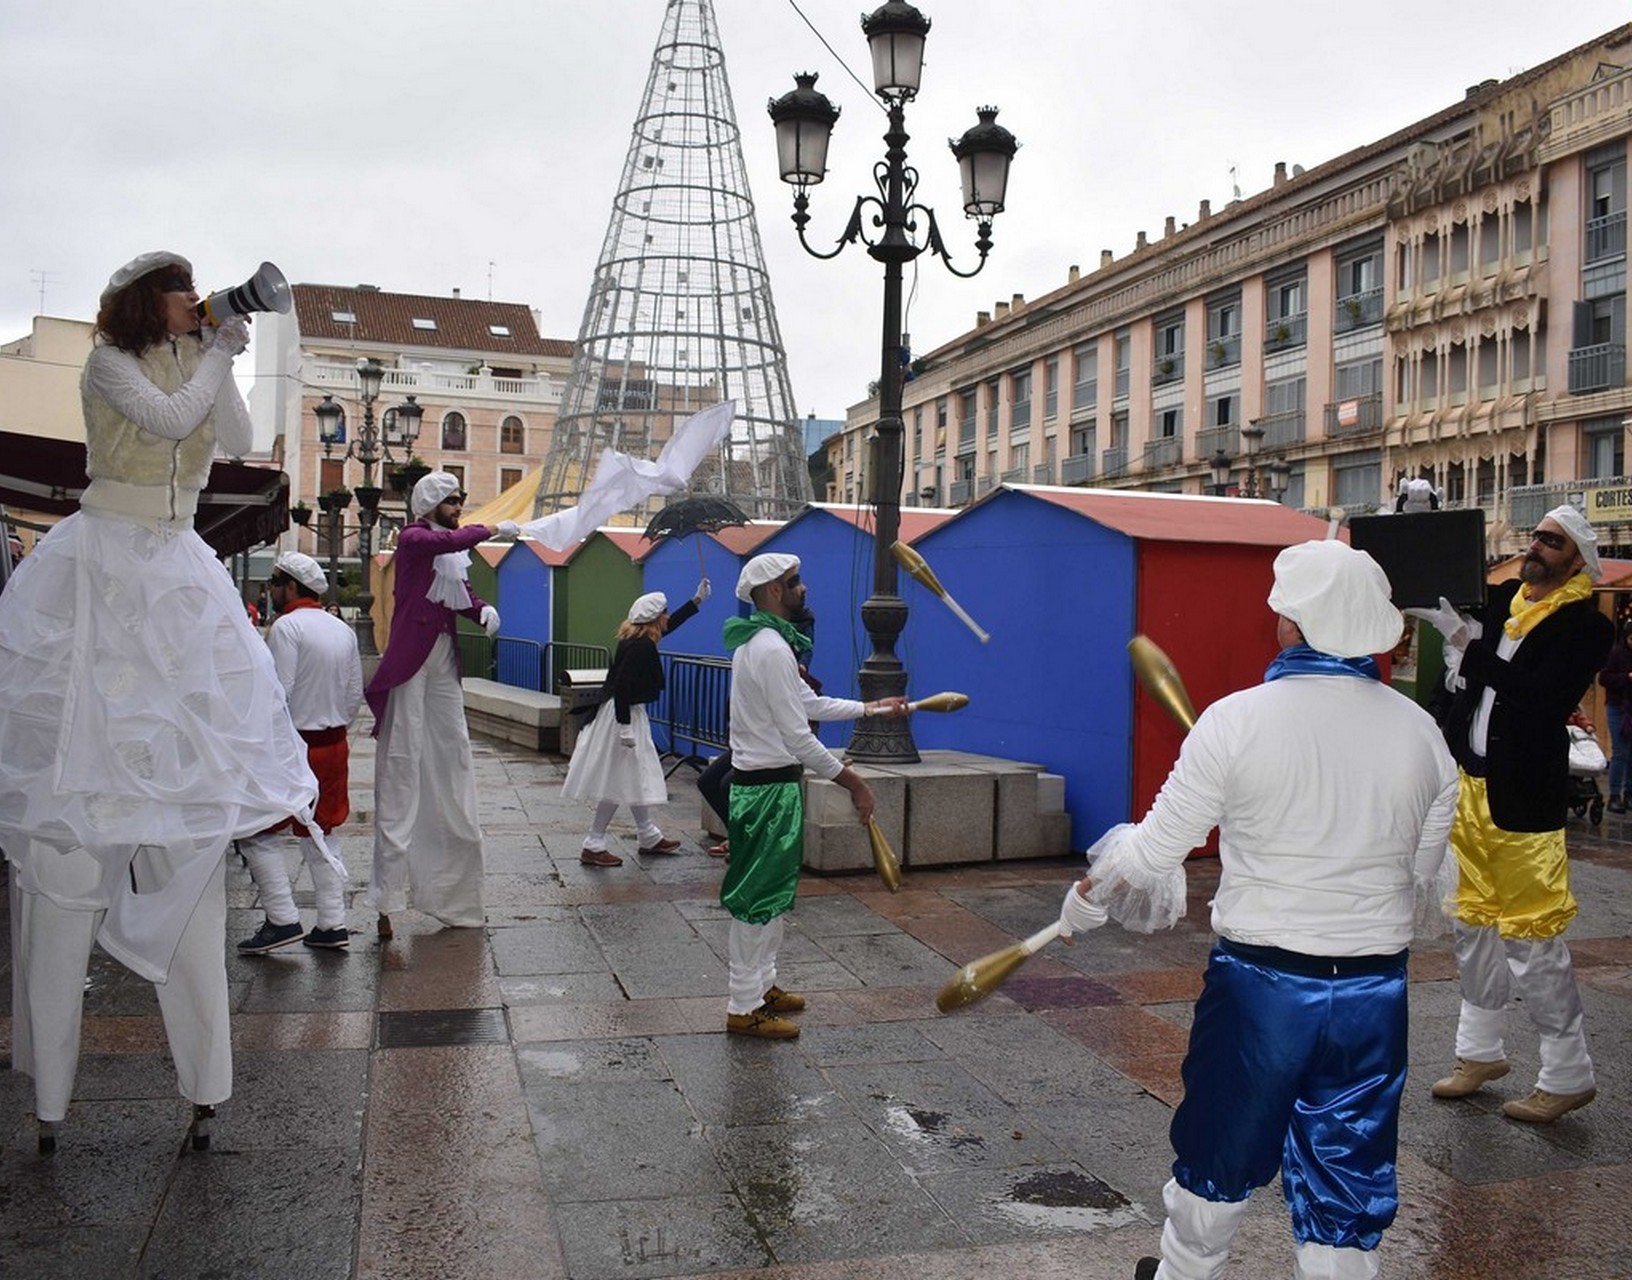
left=643, top=495, right=752, bottom=575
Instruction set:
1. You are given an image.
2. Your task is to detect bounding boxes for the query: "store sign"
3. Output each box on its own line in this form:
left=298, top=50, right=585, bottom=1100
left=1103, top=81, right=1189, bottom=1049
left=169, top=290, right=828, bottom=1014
left=1584, top=485, right=1632, bottom=524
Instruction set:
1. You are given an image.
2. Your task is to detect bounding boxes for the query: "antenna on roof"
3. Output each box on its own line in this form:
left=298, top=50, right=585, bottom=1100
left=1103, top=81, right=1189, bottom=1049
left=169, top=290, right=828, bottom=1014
left=487, top=260, right=495, bottom=301
left=1228, top=163, right=1241, bottom=201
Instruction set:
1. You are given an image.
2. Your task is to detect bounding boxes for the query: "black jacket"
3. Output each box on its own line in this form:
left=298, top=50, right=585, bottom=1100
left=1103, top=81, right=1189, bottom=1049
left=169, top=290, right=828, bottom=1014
left=1440, top=579, right=1612, bottom=832
left=607, top=598, right=699, bottom=724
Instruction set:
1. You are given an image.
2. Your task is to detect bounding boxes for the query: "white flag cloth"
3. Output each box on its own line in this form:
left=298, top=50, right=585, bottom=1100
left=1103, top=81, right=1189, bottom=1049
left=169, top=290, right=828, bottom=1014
left=519, top=401, right=736, bottom=551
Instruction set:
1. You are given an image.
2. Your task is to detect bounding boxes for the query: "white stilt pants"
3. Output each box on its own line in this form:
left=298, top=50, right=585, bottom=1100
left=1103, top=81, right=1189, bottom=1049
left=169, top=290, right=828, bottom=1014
left=1451, top=921, right=1594, bottom=1093
left=9, top=846, right=231, bottom=1122
left=1155, top=1180, right=1379, bottom=1280
left=240, top=832, right=346, bottom=930
left=369, top=635, right=484, bottom=926
left=726, top=916, right=785, bottom=1015
left=584, top=800, right=661, bottom=852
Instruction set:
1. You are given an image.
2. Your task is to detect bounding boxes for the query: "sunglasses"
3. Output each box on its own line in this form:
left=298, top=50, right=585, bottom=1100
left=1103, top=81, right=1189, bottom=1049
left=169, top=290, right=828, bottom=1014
left=1531, top=530, right=1568, bottom=551
left=155, top=272, right=195, bottom=294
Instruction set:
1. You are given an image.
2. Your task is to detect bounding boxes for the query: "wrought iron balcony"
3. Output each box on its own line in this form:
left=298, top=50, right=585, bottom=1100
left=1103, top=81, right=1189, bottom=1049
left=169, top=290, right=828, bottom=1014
left=1101, top=445, right=1129, bottom=478
left=1334, top=289, right=1384, bottom=333
left=1143, top=437, right=1181, bottom=469
left=1325, top=393, right=1384, bottom=437
left=1587, top=210, right=1626, bottom=264
left=1033, top=460, right=1055, bottom=484
left=948, top=478, right=972, bottom=506
left=1061, top=451, right=1095, bottom=485
left=1568, top=342, right=1626, bottom=395
left=1072, top=380, right=1097, bottom=414
left=1152, top=354, right=1184, bottom=386
left=1258, top=409, right=1307, bottom=449
left=1205, top=334, right=1241, bottom=369
left=1195, top=424, right=1238, bottom=462
left=1000, top=465, right=1028, bottom=485
left=1265, top=312, right=1308, bottom=351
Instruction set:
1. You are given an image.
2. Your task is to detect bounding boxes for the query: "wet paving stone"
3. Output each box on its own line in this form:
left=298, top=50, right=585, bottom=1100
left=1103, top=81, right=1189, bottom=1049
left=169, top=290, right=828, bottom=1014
left=553, top=1193, right=772, bottom=1279
left=918, top=1161, right=1149, bottom=1246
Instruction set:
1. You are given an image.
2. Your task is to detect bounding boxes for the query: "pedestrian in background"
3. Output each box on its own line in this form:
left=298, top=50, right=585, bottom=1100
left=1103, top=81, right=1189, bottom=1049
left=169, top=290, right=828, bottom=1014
left=566, top=582, right=710, bottom=866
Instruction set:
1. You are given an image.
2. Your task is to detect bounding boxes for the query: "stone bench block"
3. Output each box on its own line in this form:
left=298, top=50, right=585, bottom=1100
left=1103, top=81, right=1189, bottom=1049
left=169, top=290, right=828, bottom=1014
left=462, top=678, right=562, bottom=753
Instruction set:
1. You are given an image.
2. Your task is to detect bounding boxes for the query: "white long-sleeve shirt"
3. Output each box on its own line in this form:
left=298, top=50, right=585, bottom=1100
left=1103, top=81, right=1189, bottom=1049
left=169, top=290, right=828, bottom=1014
left=266, top=605, right=364, bottom=732
left=1089, top=673, right=1459, bottom=956
left=728, top=628, right=847, bottom=777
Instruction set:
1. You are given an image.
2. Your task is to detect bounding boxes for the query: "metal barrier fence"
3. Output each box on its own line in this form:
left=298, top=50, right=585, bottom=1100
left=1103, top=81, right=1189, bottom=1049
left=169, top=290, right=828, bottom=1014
left=495, top=636, right=544, bottom=689
left=650, top=652, right=733, bottom=775
left=454, top=635, right=611, bottom=693
left=547, top=641, right=611, bottom=692
left=456, top=631, right=494, bottom=680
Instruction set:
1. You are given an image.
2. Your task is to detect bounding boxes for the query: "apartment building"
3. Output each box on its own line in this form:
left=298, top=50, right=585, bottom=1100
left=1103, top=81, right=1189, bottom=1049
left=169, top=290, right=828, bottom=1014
left=254, top=284, right=573, bottom=560
left=829, top=24, right=1632, bottom=559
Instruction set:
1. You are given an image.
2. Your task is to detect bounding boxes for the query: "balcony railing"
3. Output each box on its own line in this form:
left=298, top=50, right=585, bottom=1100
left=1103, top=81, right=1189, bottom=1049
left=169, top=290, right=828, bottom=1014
left=1506, top=478, right=1632, bottom=532
left=1265, top=312, right=1308, bottom=351
left=308, top=361, right=556, bottom=402
left=1000, top=465, right=1028, bottom=485
left=1195, top=424, right=1238, bottom=462
left=976, top=475, right=998, bottom=497
left=1205, top=334, right=1241, bottom=369
left=1101, top=445, right=1129, bottom=477
left=1334, top=288, right=1385, bottom=333
left=1587, top=210, right=1627, bottom=264
left=1568, top=343, right=1626, bottom=394
left=1325, top=393, right=1384, bottom=437
left=1072, top=380, right=1098, bottom=413
left=1061, top=452, right=1095, bottom=485
left=1259, top=409, right=1307, bottom=449
left=959, top=416, right=976, bottom=449
left=1152, top=354, right=1184, bottom=386
left=1033, top=460, right=1055, bottom=484
left=948, top=478, right=972, bottom=506
left=1114, top=368, right=1130, bottom=398
left=1012, top=400, right=1033, bottom=432
left=1143, top=437, right=1182, bottom=469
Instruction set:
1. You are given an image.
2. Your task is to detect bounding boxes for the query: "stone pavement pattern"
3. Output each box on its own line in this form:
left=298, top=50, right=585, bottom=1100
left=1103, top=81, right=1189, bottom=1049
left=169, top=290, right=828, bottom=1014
left=2, top=723, right=1631, bottom=1279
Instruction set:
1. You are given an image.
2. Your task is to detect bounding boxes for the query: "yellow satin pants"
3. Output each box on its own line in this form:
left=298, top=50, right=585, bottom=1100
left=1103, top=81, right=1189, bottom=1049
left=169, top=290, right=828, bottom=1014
left=1451, top=772, right=1577, bottom=940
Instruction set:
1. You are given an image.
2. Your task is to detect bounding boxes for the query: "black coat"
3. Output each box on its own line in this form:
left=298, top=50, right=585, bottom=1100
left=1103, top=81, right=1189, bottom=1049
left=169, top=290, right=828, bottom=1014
left=607, top=598, right=699, bottom=724
left=1440, top=579, right=1612, bottom=832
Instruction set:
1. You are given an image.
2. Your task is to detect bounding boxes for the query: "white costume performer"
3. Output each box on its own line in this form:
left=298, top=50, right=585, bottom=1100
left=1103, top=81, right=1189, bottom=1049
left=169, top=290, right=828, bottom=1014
left=1063, top=542, right=1458, bottom=1280
left=0, top=251, right=319, bottom=1149
left=365, top=471, right=506, bottom=935
left=237, top=551, right=363, bottom=953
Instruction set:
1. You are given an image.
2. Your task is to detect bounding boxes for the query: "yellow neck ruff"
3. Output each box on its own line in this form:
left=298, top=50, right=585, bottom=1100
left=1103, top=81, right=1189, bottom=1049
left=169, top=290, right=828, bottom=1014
left=1504, top=573, right=1593, bottom=640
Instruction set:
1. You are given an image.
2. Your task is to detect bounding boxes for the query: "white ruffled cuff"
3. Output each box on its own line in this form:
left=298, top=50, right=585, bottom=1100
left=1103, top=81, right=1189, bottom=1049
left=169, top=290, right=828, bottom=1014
left=1413, top=849, right=1460, bottom=940
left=1084, top=822, right=1188, bottom=934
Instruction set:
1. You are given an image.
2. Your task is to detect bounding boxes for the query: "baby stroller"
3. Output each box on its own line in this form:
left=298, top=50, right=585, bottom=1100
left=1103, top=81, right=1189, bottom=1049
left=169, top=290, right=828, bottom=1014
left=1567, top=711, right=1607, bottom=826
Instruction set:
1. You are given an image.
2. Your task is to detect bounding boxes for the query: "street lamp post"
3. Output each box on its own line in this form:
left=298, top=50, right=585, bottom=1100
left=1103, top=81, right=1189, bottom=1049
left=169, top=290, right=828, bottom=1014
left=769, top=0, right=1017, bottom=763
left=1209, top=449, right=1233, bottom=496
left=1267, top=457, right=1292, bottom=503
left=1240, top=419, right=1266, bottom=499
left=312, top=362, right=423, bottom=657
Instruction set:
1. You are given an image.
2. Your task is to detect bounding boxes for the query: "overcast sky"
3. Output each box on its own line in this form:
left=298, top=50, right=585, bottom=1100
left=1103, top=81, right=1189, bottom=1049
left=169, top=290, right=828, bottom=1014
left=4, top=1, right=1629, bottom=423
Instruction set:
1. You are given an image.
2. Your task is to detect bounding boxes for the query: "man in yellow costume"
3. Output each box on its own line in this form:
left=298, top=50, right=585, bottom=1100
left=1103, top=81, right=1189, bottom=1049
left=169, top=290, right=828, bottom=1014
left=1410, top=505, right=1613, bottom=1123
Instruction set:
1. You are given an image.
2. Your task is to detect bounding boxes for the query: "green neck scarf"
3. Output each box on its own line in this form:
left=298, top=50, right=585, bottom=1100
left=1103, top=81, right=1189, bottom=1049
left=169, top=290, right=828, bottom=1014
left=723, top=609, right=813, bottom=655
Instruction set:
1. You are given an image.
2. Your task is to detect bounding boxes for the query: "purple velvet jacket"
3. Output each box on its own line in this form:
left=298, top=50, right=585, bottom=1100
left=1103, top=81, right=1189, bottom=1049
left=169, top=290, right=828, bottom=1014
left=364, top=519, right=491, bottom=729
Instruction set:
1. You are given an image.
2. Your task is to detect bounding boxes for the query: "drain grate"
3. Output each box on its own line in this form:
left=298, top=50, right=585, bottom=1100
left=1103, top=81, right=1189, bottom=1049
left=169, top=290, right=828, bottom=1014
left=375, top=1008, right=509, bottom=1049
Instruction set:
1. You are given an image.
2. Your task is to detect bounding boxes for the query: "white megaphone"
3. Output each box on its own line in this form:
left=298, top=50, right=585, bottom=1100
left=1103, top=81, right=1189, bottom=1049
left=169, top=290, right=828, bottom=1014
left=197, top=261, right=291, bottom=325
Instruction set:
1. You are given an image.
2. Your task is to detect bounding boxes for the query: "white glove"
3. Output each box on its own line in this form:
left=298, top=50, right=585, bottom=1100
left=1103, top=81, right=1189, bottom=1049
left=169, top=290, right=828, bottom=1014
left=1403, top=595, right=1471, bottom=651
left=205, top=315, right=250, bottom=356
left=695, top=577, right=712, bottom=602
left=618, top=726, right=636, bottom=749
left=479, top=605, right=500, bottom=637
left=495, top=520, right=521, bottom=538
left=1059, top=881, right=1108, bottom=939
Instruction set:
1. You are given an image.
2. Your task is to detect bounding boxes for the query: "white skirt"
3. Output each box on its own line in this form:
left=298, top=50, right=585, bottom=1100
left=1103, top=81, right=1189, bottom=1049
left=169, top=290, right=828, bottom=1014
left=561, top=703, right=667, bottom=807
left=0, top=509, right=317, bottom=979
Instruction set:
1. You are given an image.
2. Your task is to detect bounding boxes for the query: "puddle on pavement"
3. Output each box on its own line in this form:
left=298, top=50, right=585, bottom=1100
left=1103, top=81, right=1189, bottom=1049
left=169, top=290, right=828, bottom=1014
left=881, top=1102, right=986, bottom=1148
left=518, top=1047, right=582, bottom=1076
left=993, top=1168, right=1144, bottom=1233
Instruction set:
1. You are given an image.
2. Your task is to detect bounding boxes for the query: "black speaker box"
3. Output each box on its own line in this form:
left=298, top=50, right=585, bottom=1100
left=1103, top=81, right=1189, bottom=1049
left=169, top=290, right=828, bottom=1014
left=1348, top=510, right=1486, bottom=609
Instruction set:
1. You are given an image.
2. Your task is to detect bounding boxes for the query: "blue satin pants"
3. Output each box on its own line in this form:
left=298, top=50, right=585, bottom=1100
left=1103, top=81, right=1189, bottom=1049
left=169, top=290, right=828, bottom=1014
left=1169, top=942, right=1408, bottom=1251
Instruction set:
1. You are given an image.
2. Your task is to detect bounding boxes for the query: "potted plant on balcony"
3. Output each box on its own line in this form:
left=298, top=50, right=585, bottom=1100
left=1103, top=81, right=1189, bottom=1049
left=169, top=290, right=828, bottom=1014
left=289, top=499, right=312, bottom=527
left=1158, top=356, right=1175, bottom=376
left=1209, top=339, right=1227, bottom=364
left=1269, top=321, right=1292, bottom=346
left=1343, top=297, right=1365, bottom=323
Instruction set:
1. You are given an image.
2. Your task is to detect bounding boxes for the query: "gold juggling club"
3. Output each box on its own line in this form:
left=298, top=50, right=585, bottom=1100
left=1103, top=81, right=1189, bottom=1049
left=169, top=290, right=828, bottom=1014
left=933, top=635, right=1201, bottom=1014
left=908, top=691, right=970, bottom=713
left=1126, top=635, right=1196, bottom=731
left=890, top=541, right=991, bottom=644
left=866, top=818, right=903, bottom=893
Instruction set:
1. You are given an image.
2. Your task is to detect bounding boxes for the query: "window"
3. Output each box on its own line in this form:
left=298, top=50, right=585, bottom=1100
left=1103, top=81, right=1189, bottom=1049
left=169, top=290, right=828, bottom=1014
left=986, top=379, right=1000, bottom=438
left=331, top=310, right=357, bottom=323
left=320, top=458, right=346, bottom=492
left=500, top=416, right=524, bottom=454
left=1479, top=215, right=1502, bottom=268
left=1073, top=343, right=1098, bottom=412
left=1421, top=235, right=1441, bottom=283
left=1271, top=277, right=1305, bottom=319
left=441, top=412, right=468, bottom=451
left=443, top=464, right=465, bottom=489
left=488, top=324, right=512, bottom=337
left=1207, top=297, right=1240, bottom=340
left=1450, top=223, right=1470, bottom=275
left=500, top=467, right=523, bottom=492
left=958, top=388, right=977, bottom=447
left=1209, top=393, right=1236, bottom=427
left=1512, top=329, right=1533, bottom=381
left=1335, top=359, right=1382, bottom=399
left=1011, top=369, right=1032, bottom=433
left=912, top=406, right=923, bottom=457
left=412, top=317, right=438, bottom=331
left=1159, top=406, right=1182, bottom=439
left=1585, top=416, right=1624, bottom=480
left=1332, top=449, right=1382, bottom=508
left=1114, top=333, right=1131, bottom=398
left=1156, top=315, right=1184, bottom=357
left=1512, top=200, right=1534, bottom=254
left=1044, top=357, right=1059, bottom=419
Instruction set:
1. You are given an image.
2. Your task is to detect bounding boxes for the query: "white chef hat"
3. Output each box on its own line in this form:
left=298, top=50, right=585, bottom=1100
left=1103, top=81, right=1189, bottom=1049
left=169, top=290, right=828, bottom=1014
left=273, top=550, right=327, bottom=594
left=1267, top=540, right=1403, bottom=659
left=736, top=553, right=799, bottom=603
left=628, top=591, right=667, bottom=624
left=1542, top=504, right=1601, bottom=581
left=101, top=251, right=192, bottom=307
left=411, top=471, right=464, bottom=517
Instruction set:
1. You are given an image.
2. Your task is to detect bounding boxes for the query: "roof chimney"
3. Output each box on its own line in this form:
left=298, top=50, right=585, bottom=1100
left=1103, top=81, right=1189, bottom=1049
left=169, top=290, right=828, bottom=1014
left=994, top=301, right=1010, bottom=319
left=1100, top=249, right=1114, bottom=268
left=1068, top=264, right=1080, bottom=283
left=1164, top=215, right=1177, bottom=238
left=452, top=287, right=461, bottom=299
left=1198, top=198, right=1211, bottom=219
left=1135, top=231, right=1148, bottom=250
left=976, top=310, right=991, bottom=327
left=1011, top=293, right=1024, bottom=311
left=1273, top=161, right=1288, bottom=186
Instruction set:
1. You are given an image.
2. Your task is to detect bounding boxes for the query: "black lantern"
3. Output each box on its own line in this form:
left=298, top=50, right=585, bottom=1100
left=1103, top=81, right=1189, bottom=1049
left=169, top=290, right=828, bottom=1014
left=768, top=73, right=840, bottom=187
left=861, top=0, right=930, bottom=100
left=356, top=356, right=384, bottom=404
left=314, top=394, right=345, bottom=447
left=950, top=108, right=1018, bottom=219
left=1210, top=449, right=1233, bottom=495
